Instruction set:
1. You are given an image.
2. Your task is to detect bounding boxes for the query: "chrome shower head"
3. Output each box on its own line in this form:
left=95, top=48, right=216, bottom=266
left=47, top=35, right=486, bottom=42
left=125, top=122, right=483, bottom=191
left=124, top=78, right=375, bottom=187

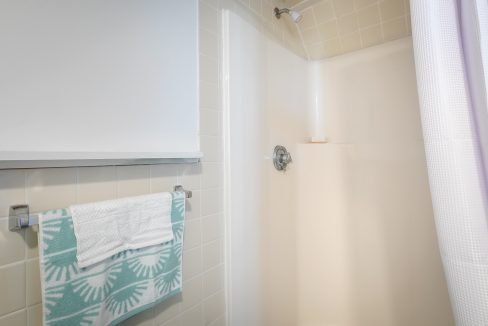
left=274, top=7, right=303, bottom=23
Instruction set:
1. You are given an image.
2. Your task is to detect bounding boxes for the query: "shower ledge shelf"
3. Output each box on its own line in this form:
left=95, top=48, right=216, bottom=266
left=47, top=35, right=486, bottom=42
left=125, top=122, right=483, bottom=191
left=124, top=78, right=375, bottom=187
left=0, top=151, right=202, bottom=169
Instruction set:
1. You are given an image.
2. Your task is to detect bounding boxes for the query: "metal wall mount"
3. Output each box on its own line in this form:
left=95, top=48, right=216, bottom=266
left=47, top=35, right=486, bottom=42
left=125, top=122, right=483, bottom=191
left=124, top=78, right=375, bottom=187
left=273, top=145, right=292, bottom=171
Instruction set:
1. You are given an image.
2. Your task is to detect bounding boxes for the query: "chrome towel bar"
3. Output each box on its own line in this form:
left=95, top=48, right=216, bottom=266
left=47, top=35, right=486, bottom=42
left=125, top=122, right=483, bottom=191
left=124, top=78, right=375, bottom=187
left=8, top=185, right=192, bottom=232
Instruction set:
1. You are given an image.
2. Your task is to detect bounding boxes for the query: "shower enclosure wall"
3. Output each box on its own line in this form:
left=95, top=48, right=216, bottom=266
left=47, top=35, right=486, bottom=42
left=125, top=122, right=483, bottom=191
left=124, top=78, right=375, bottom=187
left=224, top=5, right=455, bottom=326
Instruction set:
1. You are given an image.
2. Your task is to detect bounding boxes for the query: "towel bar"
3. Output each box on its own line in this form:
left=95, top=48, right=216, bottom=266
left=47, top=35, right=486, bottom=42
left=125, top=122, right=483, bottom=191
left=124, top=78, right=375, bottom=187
left=8, top=185, right=192, bottom=231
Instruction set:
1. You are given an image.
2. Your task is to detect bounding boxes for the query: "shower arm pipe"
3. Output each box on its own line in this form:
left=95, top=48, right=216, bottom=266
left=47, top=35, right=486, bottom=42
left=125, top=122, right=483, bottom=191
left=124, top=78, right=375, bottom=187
left=274, top=7, right=291, bottom=18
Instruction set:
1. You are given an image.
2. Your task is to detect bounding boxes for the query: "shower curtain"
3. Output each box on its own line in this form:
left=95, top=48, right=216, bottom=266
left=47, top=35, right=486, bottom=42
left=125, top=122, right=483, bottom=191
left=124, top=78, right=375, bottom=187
left=410, top=0, right=488, bottom=324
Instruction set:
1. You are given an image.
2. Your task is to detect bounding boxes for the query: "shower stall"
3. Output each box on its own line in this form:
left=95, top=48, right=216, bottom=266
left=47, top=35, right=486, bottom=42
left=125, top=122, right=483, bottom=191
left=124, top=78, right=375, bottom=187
left=222, top=1, right=456, bottom=325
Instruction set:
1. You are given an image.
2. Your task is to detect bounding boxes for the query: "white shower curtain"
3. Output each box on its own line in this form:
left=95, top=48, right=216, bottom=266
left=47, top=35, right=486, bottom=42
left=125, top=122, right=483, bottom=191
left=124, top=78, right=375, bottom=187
left=410, top=0, right=488, bottom=325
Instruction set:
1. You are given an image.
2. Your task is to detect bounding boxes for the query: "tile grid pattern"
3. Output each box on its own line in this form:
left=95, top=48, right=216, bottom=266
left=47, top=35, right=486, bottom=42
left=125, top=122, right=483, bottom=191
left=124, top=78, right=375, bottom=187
left=297, top=0, right=412, bottom=59
left=0, top=0, right=225, bottom=325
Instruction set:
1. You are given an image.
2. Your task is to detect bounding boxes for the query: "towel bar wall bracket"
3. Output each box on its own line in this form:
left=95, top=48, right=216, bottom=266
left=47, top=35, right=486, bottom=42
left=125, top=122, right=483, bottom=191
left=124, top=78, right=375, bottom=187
left=8, top=185, right=192, bottom=232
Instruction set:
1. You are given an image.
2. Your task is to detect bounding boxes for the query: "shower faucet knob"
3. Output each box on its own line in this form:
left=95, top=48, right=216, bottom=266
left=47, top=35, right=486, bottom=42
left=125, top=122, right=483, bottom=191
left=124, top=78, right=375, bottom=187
left=273, top=145, right=292, bottom=171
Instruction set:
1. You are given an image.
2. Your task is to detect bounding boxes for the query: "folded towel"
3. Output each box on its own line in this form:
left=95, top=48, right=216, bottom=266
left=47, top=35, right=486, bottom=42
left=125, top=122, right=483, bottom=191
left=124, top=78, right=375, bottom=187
left=70, top=192, right=174, bottom=268
left=38, top=191, right=185, bottom=326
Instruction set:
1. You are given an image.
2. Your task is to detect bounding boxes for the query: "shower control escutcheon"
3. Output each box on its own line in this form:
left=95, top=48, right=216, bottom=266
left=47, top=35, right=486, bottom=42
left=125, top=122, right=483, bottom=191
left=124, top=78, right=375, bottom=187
left=273, top=145, right=292, bottom=171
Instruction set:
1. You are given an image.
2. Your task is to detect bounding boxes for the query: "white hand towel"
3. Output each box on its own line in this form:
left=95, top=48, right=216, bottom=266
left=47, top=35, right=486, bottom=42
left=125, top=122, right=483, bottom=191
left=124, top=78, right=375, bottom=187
left=70, top=192, right=174, bottom=268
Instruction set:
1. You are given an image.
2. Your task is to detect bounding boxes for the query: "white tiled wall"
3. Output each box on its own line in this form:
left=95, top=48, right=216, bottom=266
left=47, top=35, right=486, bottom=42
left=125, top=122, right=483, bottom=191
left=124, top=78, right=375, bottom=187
left=0, top=0, right=225, bottom=325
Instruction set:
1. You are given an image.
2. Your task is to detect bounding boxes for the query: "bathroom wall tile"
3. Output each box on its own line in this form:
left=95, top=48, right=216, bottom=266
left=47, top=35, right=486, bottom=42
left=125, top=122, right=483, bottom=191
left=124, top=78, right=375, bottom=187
left=0, top=310, right=26, bottom=326
left=383, top=16, right=408, bottom=41
left=27, top=305, right=41, bottom=326
left=0, top=220, right=25, bottom=266
left=332, top=0, right=355, bottom=17
left=26, top=169, right=77, bottom=213
left=116, top=165, right=150, bottom=198
left=200, top=28, right=219, bottom=60
left=338, top=13, right=358, bottom=35
left=324, top=38, right=344, bottom=57
left=200, top=109, right=220, bottom=136
left=202, top=214, right=223, bottom=243
left=360, top=24, right=383, bottom=47
left=0, top=171, right=25, bottom=218
left=201, top=189, right=222, bottom=217
left=183, top=248, right=203, bottom=281
left=357, top=4, right=380, bottom=28
left=150, top=165, right=179, bottom=193
left=341, top=32, right=362, bottom=53
left=0, top=263, right=25, bottom=316
left=180, top=164, right=202, bottom=191
left=185, top=191, right=202, bottom=220
left=120, top=308, right=154, bottom=326
left=26, top=260, right=41, bottom=306
left=200, top=0, right=220, bottom=10
left=161, top=317, right=180, bottom=326
left=209, top=316, right=226, bottom=326
left=202, top=240, right=221, bottom=271
left=301, top=28, right=321, bottom=45
left=201, top=163, right=222, bottom=189
left=200, top=80, right=220, bottom=110
left=202, top=265, right=224, bottom=297
left=184, top=219, right=202, bottom=250
left=200, top=55, right=219, bottom=84
left=313, top=1, right=336, bottom=22
left=299, top=9, right=316, bottom=30
left=77, top=167, right=117, bottom=204
left=154, top=295, right=181, bottom=325
left=181, top=276, right=203, bottom=311
left=379, top=0, right=406, bottom=21
left=307, top=43, right=327, bottom=60
left=318, top=20, right=339, bottom=41
left=179, top=305, right=203, bottom=326
left=354, top=0, right=377, bottom=9
left=201, top=136, right=221, bottom=163
left=25, top=229, right=38, bottom=259
left=199, top=1, right=220, bottom=34
left=249, top=0, right=261, bottom=14
left=203, top=291, right=225, bottom=325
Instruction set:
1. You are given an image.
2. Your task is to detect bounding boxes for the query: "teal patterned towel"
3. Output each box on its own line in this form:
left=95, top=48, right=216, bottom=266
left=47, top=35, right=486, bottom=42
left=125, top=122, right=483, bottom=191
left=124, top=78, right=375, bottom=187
left=38, top=192, right=185, bottom=326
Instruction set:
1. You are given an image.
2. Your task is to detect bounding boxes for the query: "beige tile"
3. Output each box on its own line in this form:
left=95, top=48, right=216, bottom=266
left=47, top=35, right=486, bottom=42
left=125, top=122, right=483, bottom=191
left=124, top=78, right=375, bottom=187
left=313, top=1, right=336, bottom=22
left=380, top=0, right=406, bottom=21
left=26, top=168, right=77, bottom=213
left=183, top=247, right=202, bottom=281
left=202, top=265, right=224, bottom=297
left=209, top=316, right=226, bottom=326
left=199, top=1, right=220, bottom=33
left=0, top=263, right=25, bottom=316
left=0, top=171, right=25, bottom=219
left=200, top=109, right=220, bottom=136
left=150, top=165, right=179, bottom=193
left=27, top=305, right=42, bottom=326
left=201, top=163, right=222, bottom=189
left=201, top=189, right=222, bottom=216
left=179, top=164, right=202, bottom=191
left=354, top=0, right=377, bottom=9
left=161, top=317, right=181, bottom=326
left=200, top=0, right=220, bottom=9
left=202, top=240, right=221, bottom=271
left=324, top=37, right=344, bottom=57
left=26, top=260, right=41, bottom=306
left=357, top=4, right=380, bottom=28
left=300, top=27, right=321, bottom=45
left=200, top=54, right=219, bottom=85
left=318, top=20, right=339, bottom=41
left=154, top=294, right=181, bottom=325
left=201, top=136, right=221, bottom=163
left=203, top=291, right=225, bottom=325
left=200, top=80, right=220, bottom=110
left=306, top=43, right=326, bottom=60
left=341, top=32, right=362, bottom=52
left=184, top=219, right=202, bottom=250
left=337, top=13, right=358, bottom=35
left=120, top=308, right=154, bottom=326
left=0, top=219, right=25, bottom=265
left=0, top=310, right=26, bottom=326
left=199, top=28, right=219, bottom=60
left=185, top=190, right=201, bottom=220
left=77, top=166, right=117, bottom=204
left=202, top=214, right=223, bottom=243
left=383, top=16, right=408, bottom=41
left=361, top=24, right=383, bottom=47
left=25, top=229, right=38, bottom=259
left=179, top=305, right=203, bottom=326
left=116, top=165, right=150, bottom=198
left=298, top=8, right=316, bottom=30
left=181, top=276, right=203, bottom=311
left=332, top=0, right=355, bottom=17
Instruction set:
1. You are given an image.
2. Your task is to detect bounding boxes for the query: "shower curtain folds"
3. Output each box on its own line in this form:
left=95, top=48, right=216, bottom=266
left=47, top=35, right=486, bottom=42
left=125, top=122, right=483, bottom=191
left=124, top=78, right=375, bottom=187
left=410, top=0, right=488, bottom=324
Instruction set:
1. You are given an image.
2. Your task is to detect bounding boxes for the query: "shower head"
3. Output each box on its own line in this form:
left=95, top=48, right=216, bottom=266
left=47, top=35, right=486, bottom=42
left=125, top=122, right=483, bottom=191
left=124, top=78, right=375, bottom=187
left=274, top=7, right=303, bottom=23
